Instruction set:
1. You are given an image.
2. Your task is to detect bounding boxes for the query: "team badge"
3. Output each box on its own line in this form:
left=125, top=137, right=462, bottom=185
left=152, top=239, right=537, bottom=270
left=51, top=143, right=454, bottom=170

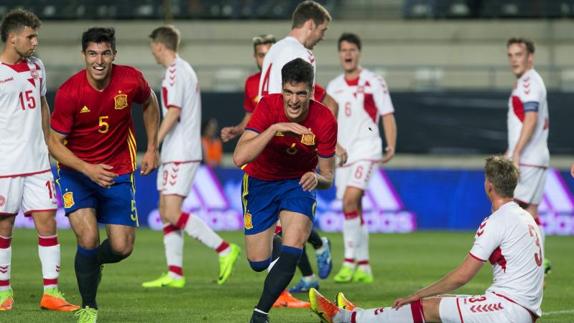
left=30, top=68, right=40, bottom=80
left=63, top=192, right=75, bottom=208
left=301, top=133, right=315, bottom=146
left=114, top=92, right=128, bottom=110
left=244, top=212, right=253, bottom=230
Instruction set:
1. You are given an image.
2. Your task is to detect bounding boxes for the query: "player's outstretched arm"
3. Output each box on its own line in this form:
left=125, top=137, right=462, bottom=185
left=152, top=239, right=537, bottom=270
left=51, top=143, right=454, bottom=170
left=393, top=254, right=483, bottom=309
left=221, top=112, right=253, bottom=143
left=140, top=91, right=160, bottom=175
left=381, top=113, right=397, bottom=164
left=48, top=131, right=117, bottom=188
left=233, top=122, right=311, bottom=167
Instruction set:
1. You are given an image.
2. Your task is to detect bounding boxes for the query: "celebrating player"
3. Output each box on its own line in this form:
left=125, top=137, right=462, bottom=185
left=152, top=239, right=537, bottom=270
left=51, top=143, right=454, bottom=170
left=0, top=9, right=79, bottom=312
left=310, top=156, right=544, bottom=323
left=234, top=58, right=337, bottom=323
left=48, top=27, right=160, bottom=322
left=141, top=25, right=240, bottom=289
left=505, top=37, right=551, bottom=274
left=327, top=33, right=397, bottom=284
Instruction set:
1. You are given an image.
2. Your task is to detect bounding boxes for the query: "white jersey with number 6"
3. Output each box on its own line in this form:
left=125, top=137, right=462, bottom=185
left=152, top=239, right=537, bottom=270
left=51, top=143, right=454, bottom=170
left=0, top=57, right=50, bottom=177
left=258, top=36, right=316, bottom=97
left=469, top=201, right=544, bottom=317
left=327, top=69, right=394, bottom=165
left=160, top=55, right=202, bottom=163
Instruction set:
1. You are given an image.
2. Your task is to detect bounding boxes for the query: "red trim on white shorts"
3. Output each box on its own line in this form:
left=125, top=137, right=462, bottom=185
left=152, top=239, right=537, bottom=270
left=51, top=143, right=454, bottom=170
left=456, top=297, right=465, bottom=323
left=24, top=209, right=57, bottom=216
left=0, top=212, right=17, bottom=217
left=161, top=160, right=201, bottom=165
left=468, top=252, right=486, bottom=262
left=0, top=169, right=51, bottom=179
left=491, top=292, right=538, bottom=321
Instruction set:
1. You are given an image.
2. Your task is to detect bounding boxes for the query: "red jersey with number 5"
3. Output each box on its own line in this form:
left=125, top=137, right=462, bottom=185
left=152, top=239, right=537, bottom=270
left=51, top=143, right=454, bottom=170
left=0, top=57, right=50, bottom=177
left=243, top=94, right=337, bottom=181
left=51, top=64, right=151, bottom=175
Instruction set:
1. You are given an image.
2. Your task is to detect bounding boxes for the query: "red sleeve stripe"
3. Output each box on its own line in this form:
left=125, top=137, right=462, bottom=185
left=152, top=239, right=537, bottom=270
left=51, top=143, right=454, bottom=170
left=469, top=252, right=486, bottom=262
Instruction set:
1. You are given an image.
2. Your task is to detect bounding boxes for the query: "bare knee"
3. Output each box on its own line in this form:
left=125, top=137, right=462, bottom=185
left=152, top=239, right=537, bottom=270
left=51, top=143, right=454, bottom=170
left=32, top=212, right=57, bottom=236
left=109, top=233, right=135, bottom=257
left=0, top=216, right=15, bottom=237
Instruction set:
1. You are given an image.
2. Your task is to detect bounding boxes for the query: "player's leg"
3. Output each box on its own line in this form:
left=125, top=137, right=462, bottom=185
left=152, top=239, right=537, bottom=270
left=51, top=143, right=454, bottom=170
left=353, top=199, right=373, bottom=283
left=23, top=171, right=79, bottom=311
left=336, top=186, right=364, bottom=283
left=68, top=208, right=100, bottom=312
left=290, top=245, right=319, bottom=293
left=0, top=215, right=15, bottom=311
left=308, top=229, right=333, bottom=280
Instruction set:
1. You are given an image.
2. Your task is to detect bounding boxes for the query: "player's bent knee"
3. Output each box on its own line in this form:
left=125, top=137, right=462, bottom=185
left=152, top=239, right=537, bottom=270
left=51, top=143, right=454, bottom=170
left=249, top=257, right=272, bottom=272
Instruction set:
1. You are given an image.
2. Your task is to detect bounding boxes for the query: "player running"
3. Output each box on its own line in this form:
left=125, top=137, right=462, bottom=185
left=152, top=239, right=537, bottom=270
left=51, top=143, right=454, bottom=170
left=141, top=25, right=240, bottom=289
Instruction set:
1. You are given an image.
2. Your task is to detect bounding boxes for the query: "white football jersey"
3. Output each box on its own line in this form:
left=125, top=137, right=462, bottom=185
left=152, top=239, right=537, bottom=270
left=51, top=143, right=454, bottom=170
left=327, top=69, right=394, bottom=164
left=507, top=69, right=549, bottom=167
left=258, top=36, right=316, bottom=96
left=0, top=57, right=50, bottom=177
left=160, top=56, right=202, bottom=163
left=469, top=201, right=544, bottom=317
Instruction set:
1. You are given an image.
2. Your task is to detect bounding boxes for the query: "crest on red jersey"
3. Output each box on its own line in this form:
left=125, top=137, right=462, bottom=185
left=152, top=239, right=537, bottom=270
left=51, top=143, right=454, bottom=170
left=114, top=93, right=128, bottom=110
left=301, top=133, right=315, bottom=146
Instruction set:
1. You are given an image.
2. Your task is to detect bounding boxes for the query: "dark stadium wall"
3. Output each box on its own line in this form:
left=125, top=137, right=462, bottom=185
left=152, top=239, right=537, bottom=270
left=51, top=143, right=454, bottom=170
left=45, top=91, right=573, bottom=155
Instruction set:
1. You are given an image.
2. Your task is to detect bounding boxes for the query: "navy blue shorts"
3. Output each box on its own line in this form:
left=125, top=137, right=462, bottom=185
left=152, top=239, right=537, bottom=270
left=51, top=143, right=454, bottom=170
left=56, top=169, right=139, bottom=227
left=241, top=174, right=316, bottom=235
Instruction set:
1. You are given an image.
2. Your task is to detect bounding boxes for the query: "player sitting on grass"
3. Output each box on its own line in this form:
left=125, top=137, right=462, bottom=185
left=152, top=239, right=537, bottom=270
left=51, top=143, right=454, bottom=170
left=310, top=156, right=544, bottom=323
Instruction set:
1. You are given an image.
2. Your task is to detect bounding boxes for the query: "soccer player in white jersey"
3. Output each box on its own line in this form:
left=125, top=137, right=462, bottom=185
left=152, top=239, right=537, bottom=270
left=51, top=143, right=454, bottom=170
left=505, top=37, right=551, bottom=274
left=327, top=33, right=397, bottom=284
left=258, top=0, right=331, bottom=97
left=0, top=9, right=79, bottom=312
left=310, top=156, right=544, bottom=323
left=142, top=26, right=240, bottom=289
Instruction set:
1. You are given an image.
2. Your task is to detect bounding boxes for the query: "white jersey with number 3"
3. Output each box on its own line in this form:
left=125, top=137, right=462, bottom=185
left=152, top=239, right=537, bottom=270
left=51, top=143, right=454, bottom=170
left=327, top=69, right=394, bottom=164
left=0, top=57, right=50, bottom=177
left=507, top=68, right=549, bottom=167
left=258, top=36, right=316, bottom=96
left=469, top=201, right=544, bottom=317
left=160, top=56, right=202, bottom=163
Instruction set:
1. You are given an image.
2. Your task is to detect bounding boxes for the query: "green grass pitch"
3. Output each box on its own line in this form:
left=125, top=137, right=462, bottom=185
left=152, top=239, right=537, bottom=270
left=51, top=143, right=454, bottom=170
left=2, top=229, right=573, bottom=322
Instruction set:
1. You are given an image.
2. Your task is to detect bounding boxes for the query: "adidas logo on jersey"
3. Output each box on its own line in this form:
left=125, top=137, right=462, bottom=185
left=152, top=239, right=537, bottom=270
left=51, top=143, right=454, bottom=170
left=80, top=106, right=90, bottom=113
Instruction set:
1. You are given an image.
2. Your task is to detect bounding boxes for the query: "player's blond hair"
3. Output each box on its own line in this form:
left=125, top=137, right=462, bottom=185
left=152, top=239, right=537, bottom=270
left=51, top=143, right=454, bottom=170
left=149, top=25, right=181, bottom=51
left=484, top=156, right=519, bottom=198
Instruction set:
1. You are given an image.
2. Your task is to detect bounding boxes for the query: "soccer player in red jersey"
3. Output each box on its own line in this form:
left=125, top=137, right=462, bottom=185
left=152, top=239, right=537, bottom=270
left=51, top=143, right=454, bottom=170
left=233, top=58, right=337, bottom=323
left=48, top=27, right=160, bottom=322
left=0, top=8, right=78, bottom=312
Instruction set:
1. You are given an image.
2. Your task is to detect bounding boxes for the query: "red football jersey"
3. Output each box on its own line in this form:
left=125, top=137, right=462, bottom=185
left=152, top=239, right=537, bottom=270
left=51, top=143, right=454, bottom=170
left=243, top=94, right=337, bottom=181
left=51, top=64, right=151, bottom=175
left=243, top=72, right=261, bottom=113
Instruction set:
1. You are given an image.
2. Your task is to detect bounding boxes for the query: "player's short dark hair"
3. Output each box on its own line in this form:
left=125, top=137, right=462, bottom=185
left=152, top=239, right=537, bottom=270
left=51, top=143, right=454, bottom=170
left=292, top=1, right=332, bottom=29
left=0, top=9, right=41, bottom=43
left=252, top=34, right=276, bottom=52
left=149, top=25, right=180, bottom=51
left=484, top=156, right=518, bottom=198
left=82, top=27, right=116, bottom=52
left=281, top=58, right=314, bottom=90
left=507, top=37, right=535, bottom=54
left=338, top=32, right=361, bottom=51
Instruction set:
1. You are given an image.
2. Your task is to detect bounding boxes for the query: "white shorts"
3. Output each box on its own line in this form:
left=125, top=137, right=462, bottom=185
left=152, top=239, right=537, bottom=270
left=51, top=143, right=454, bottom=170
left=157, top=162, right=199, bottom=196
left=439, top=293, right=534, bottom=323
left=0, top=170, right=58, bottom=216
left=335, top=160, right=377, bottom=200
left=515, top=166, right=547, bottom=205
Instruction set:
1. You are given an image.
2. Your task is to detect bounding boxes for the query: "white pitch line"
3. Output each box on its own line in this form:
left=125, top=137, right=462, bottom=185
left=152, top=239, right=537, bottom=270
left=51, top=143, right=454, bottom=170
left=543, top=309, right=574, bottom=316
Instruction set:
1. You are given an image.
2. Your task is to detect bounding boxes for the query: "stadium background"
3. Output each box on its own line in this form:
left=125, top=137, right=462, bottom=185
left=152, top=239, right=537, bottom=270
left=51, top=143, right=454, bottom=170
left=5, top=0, right=574, bottom=235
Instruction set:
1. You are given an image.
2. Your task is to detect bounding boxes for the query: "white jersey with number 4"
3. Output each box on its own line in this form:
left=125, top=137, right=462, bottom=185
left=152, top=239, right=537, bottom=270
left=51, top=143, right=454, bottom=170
left=469, top=201, right=544, bottom=317
left=258, top=36, right=316, bottom=96
left=327, top=69, right=394, bottom=164
left=507, top=68, right=549, bottom=167
left=0, top=57, right=50, bottom=177
left=160, top=55, right=202, bottom=163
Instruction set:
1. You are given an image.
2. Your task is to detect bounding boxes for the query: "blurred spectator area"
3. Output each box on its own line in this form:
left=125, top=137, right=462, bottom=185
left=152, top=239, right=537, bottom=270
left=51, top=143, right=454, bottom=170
left=2, top=0, right=574, bottom=20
